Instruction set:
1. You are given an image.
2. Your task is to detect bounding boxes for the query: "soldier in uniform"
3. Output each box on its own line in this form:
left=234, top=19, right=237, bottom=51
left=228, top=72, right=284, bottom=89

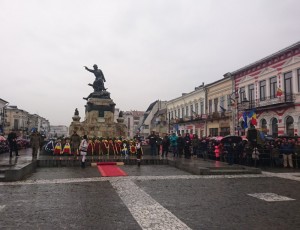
left=30, top=129, right=41, bottom=159
left=70, top=130, right=81, bottom=157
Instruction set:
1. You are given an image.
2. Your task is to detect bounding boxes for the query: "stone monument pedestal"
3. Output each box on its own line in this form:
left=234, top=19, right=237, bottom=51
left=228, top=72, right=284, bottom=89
left=69, top=94, right=126, bottom=138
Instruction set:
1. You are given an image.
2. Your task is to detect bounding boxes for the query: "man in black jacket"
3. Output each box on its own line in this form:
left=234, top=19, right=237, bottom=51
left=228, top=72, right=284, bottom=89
left=7, top=131, right=19, bottom=157
left=147, top=131, right=157, bottom=156
left=177, top=134, right=184, bottom=158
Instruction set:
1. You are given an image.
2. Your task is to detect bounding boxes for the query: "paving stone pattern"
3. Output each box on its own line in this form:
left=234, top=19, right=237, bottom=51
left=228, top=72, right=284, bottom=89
left=136, top=176, right=300, bottom=230
left=111, top=179, right=191, bottom=230
left=0, top=181, right=141, bottom=229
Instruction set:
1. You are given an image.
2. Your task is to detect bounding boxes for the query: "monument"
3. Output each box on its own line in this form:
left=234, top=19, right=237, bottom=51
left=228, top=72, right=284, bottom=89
left=69, top=65, right=126, bottom=137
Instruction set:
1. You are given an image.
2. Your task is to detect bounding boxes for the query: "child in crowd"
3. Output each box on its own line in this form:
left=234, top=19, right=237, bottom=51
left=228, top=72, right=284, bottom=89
left=62, top=138, right=71, bottom=155
left=54, top=139, right=62, bottom=155
left=136, top=139, right=143, bottom=167
left=121, top=143, right=129, bottom=158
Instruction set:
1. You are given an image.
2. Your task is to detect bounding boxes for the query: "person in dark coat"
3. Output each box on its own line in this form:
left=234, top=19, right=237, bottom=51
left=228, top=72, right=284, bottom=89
left=70, top=130, right=81, bottom=157
left=184, top=133, right=191, bottom=159
left=30, top=130, right=41, bottom=159
left=7, top=131, right=19, bottom=157
left=162, top=134, right=170, bottom=157
left=280, top=139, right=294, bottom=168
left=191, top=134, right=199, bottom=158
left=147, top=131, right=157, bottom=156
left=177, top=134, right=184, bottom=158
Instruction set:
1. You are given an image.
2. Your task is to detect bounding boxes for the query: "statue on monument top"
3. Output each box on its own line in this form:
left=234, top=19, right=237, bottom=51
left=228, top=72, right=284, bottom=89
left=74, top=108, right=79, bottom=116
left=84, top=64, right=106, bottom=92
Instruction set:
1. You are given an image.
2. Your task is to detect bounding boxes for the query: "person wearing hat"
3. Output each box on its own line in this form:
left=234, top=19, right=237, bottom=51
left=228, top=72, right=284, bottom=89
left=79, top=135, right=88, bottom=168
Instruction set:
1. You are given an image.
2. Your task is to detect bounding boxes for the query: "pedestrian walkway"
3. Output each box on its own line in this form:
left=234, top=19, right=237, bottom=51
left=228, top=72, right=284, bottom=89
left=3, top=147, right=300, bottom=181
left=0, top=148, right=33, bottom=166
left=0, top=148, right=35, bottom=181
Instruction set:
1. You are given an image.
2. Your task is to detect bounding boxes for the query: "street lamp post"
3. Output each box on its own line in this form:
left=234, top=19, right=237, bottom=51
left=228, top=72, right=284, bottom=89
left=168, top=112, right=170, bottom=134
left=0, top=103, right=8, bottom=135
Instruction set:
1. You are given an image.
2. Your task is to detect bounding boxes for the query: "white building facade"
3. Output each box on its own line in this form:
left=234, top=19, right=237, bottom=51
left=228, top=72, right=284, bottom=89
left=167, top=85, right=206, bottom=137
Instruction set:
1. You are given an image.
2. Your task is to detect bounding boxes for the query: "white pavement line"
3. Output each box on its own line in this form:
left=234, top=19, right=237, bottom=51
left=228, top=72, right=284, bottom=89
left=0, top=174, right=271, bottom=186
left=262, top=171, right=300, bottom=182
left=0, top=177, right=110, bottom=186
left=0, top=205, right=6, bottom=212
left=248, top=193, right=295, bottom=202
left=111, top=179, right=191, bottom=230
left=131, top=174, right=270, bottom=181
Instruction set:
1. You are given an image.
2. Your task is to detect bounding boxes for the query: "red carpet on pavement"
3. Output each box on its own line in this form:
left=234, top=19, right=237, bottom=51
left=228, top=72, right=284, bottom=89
left=97, top=162, right=127, bottom=177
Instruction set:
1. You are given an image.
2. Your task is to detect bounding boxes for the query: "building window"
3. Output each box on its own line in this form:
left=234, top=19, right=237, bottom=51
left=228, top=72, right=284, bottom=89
left=227, top=94, right=232, bottom=109
left=209, top=128, right=218, bottom=136
left=178, top=109, right=180, bottom=118
left=195, top=103, right=199, bottom=115
left=248, top=84, right=255, bottom=108
left=239, top=87, right=246, bottom=102
left=14, top=119, right=19, bottom=130
left=259, top=80, right=266, bottom=101
left=214, top=98, right=218, bottom=112
left=284, top=72, right=293, bottom=100
left=271, top=118, right=278, bottom=137
left=208, top=100, right=212, bottom=114
left=270, top=76, right=277, bottom=99
left=220, top=127, right=230, bottom=136
left=298, top=69, right=300, bottom=92
left=186, top=106, right=189, bottom=117
left=200, top=102, right=204, bottom=115
left=174, top=110, right=177, bottom=118
left=286, top=116, right=294, bottom=136
left=220, top=96, right=225, bottom=110
left=190, top=104, right=193, bottom=116
left=261, top=118, right=267, bottom=134
left=182, top=108, right=184, bottom=118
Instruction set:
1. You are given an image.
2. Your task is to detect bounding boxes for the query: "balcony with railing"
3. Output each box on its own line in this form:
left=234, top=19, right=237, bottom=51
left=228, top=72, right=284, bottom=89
left=207, top=111, right=231, bottom=120
left=169, top=115, right=206, bottom=124
left=242, top=94, right=297, bottom=111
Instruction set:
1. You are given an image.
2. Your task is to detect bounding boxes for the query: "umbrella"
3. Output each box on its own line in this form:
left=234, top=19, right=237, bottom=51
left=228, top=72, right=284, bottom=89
left=221, top=135, right=242, bottom=144
left=211, top=136, right=223, bottom=141
left=241, top=136, right=248, bottom=141
left=0, top=136, right=6, bottom=141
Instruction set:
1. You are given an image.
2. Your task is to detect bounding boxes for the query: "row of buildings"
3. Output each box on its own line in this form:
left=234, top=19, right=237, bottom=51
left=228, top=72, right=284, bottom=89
left=0, top=101, right=51, bottom=138
left=2, top=41, right=299, bottom=140
left=139, top=41, right=300, bottom=138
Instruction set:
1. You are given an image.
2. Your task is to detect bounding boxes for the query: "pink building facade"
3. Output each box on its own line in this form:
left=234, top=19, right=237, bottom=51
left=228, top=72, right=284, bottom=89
left=229, top=42, right=300, bottom=137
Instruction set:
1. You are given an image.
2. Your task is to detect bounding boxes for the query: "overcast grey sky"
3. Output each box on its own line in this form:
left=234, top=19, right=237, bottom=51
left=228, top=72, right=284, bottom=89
left=0, top=0, right=299, bottom=126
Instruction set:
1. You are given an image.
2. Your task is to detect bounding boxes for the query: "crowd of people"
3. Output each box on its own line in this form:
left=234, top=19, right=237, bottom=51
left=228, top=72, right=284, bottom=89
left=147, top=130, right=300, bottom=168
left=2, top=129, right=44, bottom=158
left=44, top=131, right=144, bottom=168
left=3, top=128, right=299, bottom=169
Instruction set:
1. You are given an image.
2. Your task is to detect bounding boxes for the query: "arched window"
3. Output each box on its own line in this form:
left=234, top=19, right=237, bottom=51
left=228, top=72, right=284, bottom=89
left=286, top=116, right=294, bottom=136
left=261, top=119, right=267, bottom=134
left=271, top=118, right=278, bottom=137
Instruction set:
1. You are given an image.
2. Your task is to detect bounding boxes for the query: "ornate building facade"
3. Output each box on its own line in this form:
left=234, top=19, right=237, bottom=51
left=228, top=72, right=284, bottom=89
left=229, top=41, right=300, bottom=137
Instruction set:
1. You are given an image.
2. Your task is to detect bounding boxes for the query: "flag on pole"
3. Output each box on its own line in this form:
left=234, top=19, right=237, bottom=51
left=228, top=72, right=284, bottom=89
left=220, top=106, right=226, bottom=112
left=276, top=87, right=283, bottom=97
